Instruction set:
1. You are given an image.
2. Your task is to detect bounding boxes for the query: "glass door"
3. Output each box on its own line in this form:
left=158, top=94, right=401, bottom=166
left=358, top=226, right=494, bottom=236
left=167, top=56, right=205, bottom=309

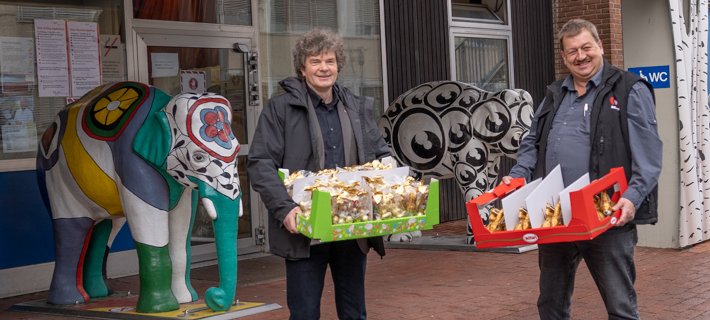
left=134, top=31, right=263, bottom=259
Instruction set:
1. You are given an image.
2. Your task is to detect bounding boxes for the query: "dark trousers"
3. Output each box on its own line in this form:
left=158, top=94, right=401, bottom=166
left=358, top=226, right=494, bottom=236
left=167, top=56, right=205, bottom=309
left=286, top=240, right=367, bottom=320
left=537, top=224, right=639, bottom=320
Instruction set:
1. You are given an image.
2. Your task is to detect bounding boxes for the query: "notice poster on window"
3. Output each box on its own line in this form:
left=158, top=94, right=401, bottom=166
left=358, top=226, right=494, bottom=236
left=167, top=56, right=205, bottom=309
left=1, top=124, right=37, bottom=153
left=68, top=21, right=101, bottom=97
left=0, top=96, right=34, bottom=125
left=100, top=34, right=126, bottom=83
left=34, top=19, right=70, bottom=97
left=0, top=37, right=35, bottom=95
left=151, top=53, right=179, bottom=78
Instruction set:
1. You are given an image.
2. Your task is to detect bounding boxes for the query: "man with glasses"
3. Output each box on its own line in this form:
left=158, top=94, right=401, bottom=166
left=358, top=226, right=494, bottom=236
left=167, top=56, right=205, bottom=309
left=502, top=19, right=662, bottom=319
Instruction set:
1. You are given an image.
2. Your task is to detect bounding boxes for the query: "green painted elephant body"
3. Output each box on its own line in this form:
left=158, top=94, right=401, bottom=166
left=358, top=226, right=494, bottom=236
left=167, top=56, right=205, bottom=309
left=36, top=82, right=241, bottom=312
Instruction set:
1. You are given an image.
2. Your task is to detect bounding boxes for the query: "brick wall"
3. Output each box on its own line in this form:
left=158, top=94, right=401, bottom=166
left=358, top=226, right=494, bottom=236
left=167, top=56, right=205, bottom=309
left=552, top=0, right=623, bottom=79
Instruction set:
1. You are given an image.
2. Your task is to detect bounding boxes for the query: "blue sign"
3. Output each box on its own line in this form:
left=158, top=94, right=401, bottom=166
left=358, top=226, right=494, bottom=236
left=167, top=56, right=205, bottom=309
left=627, top=65, right=670, bottom=89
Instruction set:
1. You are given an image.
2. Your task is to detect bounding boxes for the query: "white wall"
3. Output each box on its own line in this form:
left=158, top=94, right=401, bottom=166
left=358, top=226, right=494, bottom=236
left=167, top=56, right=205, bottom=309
left=622, top=0, right=679, bottom=248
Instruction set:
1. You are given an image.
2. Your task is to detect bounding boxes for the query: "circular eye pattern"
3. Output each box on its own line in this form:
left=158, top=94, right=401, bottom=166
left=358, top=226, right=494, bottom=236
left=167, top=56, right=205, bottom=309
left=192, top=151, right=208, bottom=163
left=401, top=83, right=432, bottom=111
left=382, top=80, right=532, bottom=187
left=440, top=107, right=471, bottom=153
left=424, top=82, right=463, bottom=112
left=470, top=98, right=512, bottom=144
left=391, top=107, right=446, bottom=171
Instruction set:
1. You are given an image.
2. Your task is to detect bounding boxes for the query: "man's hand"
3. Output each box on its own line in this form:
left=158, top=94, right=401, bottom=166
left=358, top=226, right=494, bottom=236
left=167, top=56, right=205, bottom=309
left=501, top=176, right=514, bottom=185
left=283, top=206, right=301, bottom=234
left=612, top=197, right=636, bottom=227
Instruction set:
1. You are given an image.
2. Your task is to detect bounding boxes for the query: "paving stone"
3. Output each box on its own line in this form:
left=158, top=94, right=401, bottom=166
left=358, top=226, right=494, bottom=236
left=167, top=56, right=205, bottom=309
left=3, top=219, right=710, bottom=319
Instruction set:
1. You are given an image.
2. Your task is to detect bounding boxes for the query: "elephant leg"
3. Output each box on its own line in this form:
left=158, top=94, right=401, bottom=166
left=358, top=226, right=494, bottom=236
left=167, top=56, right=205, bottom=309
left=48, top=217, right=94, bottom=305
left=168, top=190, right=198, bottom=303
left=83, top=219, right=125, bottom=298
left=120, top=187, right=177, bottom=312
left=135, top=242, right=179, bottom=313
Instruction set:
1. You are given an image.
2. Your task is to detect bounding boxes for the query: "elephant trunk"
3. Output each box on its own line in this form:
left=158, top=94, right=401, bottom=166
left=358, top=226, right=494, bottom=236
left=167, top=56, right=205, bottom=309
left=198, top=184, right=240, bottom=312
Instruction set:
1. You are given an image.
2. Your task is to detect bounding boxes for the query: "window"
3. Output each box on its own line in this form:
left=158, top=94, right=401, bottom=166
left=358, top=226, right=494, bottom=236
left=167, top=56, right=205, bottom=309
left=0, top=1, right=124, bottom=168
left=259, top=0, right=385, bottom=117
left=454, top=37, right=509, bottom=91
left=268, top=0, right=337, bottom=33
left=352, top=1, right=380, bottom=36
left=451, top=0, right=508, bottom=25
left=449, top=0, right=513, bottom=90
left=451, top=3, right=503, bottom=24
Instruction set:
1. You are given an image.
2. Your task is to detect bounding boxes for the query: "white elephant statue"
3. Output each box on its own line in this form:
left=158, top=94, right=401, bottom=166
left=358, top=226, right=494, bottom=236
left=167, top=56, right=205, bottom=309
left=36, top=82, right=242, bottom=312
left=379, top=81, right=534, bottom=244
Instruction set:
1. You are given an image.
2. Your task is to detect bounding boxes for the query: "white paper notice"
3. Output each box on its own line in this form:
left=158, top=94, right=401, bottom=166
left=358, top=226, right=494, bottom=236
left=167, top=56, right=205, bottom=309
left=68, top=21, right=101, bottom=97
left=0, top=37, right=36, bottom=95
left=151, top=53, right=179, bottom=78
left=1, top=124, right=37, bottom=153
left=34, top=19, right=70, bottom=97
left=100, top=34, right=125, bottom=83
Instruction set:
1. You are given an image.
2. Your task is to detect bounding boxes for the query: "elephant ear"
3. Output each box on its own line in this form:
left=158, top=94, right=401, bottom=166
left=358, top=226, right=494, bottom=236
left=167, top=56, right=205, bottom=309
left=133, top=88, right=173, bottom=168
left=134, top=89, right=190, bottom=209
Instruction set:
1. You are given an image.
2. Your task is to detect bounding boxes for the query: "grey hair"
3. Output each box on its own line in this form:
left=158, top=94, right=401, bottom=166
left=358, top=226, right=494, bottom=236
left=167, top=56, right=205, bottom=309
left=558, top=19, right=602, bottom=50
left=293, top=28, right=346, bottom=78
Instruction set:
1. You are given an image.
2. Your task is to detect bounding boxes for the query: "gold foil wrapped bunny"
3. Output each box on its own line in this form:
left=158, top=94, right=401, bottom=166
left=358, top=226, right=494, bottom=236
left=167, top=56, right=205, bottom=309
left=487, top=207, right=506, bottom=232
left=513, top=208, right=531, bottom=230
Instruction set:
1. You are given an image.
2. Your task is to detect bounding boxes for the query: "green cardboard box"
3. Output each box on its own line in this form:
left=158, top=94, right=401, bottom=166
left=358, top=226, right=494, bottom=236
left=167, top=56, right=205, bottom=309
left=295, top=179, right=440, bottom=242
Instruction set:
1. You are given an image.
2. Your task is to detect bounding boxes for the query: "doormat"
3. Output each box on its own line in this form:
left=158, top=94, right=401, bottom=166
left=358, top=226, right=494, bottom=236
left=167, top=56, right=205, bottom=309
left=11, top=292, right=281, bottom=320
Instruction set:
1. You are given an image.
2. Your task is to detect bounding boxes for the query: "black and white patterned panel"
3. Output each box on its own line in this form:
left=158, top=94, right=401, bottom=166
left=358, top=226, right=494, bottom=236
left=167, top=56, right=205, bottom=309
left=380, top=81, right=534, bottom=239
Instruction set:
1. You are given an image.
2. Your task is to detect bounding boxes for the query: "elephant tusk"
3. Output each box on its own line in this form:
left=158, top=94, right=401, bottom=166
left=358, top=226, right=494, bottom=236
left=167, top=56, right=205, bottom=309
left=201, top=198, right=218, bottom=220
left=239, top=198, right=243, bottom=217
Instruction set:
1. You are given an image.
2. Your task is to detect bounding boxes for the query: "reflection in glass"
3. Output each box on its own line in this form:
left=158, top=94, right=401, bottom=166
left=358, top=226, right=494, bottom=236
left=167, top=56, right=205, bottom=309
left=455, top=37, right=509, bottom=92
left=147, top=46, right=247, bottom=144
left=133, top=0, right=251, bottom=26
left=451, top=3, right=503, bottom=24
left=0, top=0, right=125, bottom=161
left=259, top=0, right=385, bottom=119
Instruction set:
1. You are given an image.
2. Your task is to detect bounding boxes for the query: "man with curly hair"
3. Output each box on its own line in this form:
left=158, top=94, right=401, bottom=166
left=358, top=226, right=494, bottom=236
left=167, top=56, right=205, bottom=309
left=248, top=28, right=390, bottom=319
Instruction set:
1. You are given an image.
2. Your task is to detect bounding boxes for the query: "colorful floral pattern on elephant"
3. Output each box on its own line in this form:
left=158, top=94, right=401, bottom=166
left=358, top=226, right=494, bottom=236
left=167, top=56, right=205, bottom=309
left=199, top=105, right=234, bottom=150
left=187, top=97, right=239, bottom=163
left=164, top=93, right=241, bottom=200
left=82, top=82, right=149, bottom=140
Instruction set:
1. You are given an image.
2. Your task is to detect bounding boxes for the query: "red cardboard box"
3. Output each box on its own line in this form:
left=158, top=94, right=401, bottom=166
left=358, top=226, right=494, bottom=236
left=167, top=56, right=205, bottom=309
left=466, top=167, right=628, bottom=248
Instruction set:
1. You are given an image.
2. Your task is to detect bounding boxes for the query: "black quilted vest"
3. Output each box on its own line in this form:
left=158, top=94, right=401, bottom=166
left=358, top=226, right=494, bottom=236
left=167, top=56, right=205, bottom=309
left=533, top=62, right=658, bottom=225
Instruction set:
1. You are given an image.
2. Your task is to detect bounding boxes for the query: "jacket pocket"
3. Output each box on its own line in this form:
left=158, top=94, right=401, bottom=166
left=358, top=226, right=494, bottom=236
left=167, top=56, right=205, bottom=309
left=634, top=185, right=658, bottom=225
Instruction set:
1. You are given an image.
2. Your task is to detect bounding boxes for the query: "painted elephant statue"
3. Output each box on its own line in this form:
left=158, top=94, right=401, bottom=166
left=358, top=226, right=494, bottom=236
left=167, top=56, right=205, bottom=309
left=36, top=81, right=242, bottom=313
left=379, top=81, right=534, bottom=243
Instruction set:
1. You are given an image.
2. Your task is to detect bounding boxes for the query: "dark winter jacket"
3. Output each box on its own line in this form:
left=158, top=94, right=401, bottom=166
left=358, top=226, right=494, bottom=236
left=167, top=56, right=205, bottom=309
left=247, top=77, right=390, bottom=259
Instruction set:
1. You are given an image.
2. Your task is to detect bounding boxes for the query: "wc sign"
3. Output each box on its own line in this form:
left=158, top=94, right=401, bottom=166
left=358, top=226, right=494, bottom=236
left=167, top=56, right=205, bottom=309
left=627, top=65, right=670, bottom=89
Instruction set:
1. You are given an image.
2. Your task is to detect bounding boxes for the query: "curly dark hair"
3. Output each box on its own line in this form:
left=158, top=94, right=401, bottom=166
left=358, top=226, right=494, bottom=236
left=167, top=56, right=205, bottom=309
left=293, top=28, right=346, bottom=78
